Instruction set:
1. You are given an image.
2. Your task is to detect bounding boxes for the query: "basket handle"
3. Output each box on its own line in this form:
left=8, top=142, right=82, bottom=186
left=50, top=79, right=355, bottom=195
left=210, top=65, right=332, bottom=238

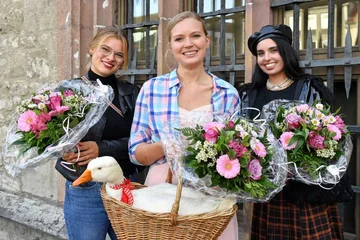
left=166, top=168, right=183, bottom=226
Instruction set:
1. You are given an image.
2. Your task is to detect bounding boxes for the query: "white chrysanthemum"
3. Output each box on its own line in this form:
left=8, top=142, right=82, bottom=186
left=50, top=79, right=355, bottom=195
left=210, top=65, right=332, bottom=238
left=311, top=118, right=320, bottom=126
left=328, top=116, right=336, bottom=124
left=38, top=102, right=46, bottom=110
left=240, top=131, right=249, bottom=139
left=315, top=112, right=324, bottom=120
left=235, top=124, right=244, bottom=132
left=250, top=138, right=259, bottom=150
left=251, top=130, right=258, bottom=138
left=322, top=117, right=330, bottom=126
left=315, top=103, right=323, bottom=110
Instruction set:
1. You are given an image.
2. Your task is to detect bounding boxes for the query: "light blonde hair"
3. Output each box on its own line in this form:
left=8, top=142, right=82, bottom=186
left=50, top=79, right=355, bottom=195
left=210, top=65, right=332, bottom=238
left=167, top=11, right=208, bottom=42
left=86, top=26, right=128, bottom=76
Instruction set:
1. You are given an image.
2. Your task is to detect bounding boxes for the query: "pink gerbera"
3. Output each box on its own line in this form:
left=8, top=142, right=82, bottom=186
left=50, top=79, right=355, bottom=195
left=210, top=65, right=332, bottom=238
left=216, top=154, right=240, bottom=179
left=18, top=110, right=38, bottom=132
left=250, top=139, right=267, bottom=158
left=327, top=124, right=342, bottom=141
left=279, top=132, right=297, bottom=150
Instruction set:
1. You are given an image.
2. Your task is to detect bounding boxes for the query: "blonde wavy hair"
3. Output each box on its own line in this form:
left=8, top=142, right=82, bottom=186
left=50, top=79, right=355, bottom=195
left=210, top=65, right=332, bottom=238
left=86, top=26, right=128, bottom=76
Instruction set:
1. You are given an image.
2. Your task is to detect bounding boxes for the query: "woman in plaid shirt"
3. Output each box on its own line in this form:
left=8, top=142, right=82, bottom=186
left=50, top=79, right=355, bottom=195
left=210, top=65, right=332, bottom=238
left=129, top=11, right=240, bottom=239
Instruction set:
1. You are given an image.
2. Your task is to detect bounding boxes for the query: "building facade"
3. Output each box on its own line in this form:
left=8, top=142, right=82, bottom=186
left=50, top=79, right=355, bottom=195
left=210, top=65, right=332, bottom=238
left=0, top=0, right=358, bottom=239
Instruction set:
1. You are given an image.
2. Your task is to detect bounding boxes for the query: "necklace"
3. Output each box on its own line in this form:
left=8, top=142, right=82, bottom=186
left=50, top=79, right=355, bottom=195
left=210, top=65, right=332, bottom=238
left=266, top=78, right=293, bottom=91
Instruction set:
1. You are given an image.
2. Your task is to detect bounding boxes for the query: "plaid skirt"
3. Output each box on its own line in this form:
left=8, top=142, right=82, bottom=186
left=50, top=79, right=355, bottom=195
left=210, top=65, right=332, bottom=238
left=251, top=191, right=343, bottom=240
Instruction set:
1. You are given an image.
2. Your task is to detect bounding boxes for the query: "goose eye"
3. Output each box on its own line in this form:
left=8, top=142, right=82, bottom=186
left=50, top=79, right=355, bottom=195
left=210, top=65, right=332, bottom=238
left=97, top=167, right=102, bottom=170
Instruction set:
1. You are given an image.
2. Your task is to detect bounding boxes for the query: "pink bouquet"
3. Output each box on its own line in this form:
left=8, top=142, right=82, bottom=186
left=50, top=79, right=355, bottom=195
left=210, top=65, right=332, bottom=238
left=2, top=79, right=113, bottom=177
left=263, top=99, right=353, bottom=185
left=15, top=87, right=91, bottom=154
left=162, top=117, right=287, bottom=202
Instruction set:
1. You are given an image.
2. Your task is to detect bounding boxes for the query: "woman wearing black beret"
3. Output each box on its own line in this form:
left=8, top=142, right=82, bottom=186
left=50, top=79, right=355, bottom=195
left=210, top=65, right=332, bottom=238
left=239, top=24, right=354, bottom=240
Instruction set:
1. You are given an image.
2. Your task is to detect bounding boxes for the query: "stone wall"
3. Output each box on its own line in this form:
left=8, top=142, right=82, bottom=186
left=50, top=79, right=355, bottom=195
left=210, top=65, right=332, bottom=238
left=0, top=0, right=66, bottom=239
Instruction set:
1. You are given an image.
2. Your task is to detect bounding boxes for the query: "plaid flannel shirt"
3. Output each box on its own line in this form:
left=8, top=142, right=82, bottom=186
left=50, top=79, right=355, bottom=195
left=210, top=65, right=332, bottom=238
left=129, top=69, right=240, bottom=165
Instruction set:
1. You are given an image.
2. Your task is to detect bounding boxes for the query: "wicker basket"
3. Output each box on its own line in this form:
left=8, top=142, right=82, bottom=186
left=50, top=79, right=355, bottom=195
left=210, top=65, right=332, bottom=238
left=100, top=175, right=237, bottom=240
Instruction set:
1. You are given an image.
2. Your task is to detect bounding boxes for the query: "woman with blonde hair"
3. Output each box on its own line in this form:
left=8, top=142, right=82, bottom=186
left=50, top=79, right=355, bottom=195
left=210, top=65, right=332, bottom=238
left=129, top=11, right=240, bottom=239
left=60, top=26, right=139, bottom=240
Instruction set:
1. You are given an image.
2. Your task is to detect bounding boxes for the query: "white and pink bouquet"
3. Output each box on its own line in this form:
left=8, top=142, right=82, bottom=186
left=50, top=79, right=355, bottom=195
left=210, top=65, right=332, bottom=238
left=263, top=99, right=353, bottom=186
left=162, top=117, right=287, bottom=202
left=2, top=79, right=113, bottom=177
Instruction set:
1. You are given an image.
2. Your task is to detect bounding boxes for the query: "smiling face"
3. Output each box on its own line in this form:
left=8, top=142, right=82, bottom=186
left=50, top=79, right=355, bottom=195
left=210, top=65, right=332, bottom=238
left=90, top=36, right=124, bottom=77
left=256, top=38, right=286, bottom=81
left=168, top=18, right=210, bottom=69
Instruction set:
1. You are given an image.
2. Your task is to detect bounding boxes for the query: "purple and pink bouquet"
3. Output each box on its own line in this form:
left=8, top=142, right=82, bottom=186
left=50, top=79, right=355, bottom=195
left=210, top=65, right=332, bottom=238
left=263, top=99, right=353, bottom=185
left=2, top=79, right=113, bottom=177
left=171, top=117, right=287, bottom=202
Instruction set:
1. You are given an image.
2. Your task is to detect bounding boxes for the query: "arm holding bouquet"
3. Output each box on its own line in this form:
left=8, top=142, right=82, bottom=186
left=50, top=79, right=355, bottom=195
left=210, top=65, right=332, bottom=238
left=238, top=24, right=352, bottom=239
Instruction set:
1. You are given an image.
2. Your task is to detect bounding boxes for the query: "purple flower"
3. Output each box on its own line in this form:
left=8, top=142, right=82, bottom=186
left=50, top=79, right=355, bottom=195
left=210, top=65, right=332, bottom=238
left=285, top=113, right=302, bottom=129
left=307, top=131, right=325, bottom=149
left=248, top=159, right=263, bottom=180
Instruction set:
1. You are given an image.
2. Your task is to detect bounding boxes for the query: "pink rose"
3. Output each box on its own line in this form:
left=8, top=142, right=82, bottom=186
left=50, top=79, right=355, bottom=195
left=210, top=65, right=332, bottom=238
left=296, top=104, right=310, bottom=113
left=203, top=128, right=219, bottom=143
left=49, top=92, right=63, bottom=110
left=203, top=122, right=225, bottom=132
left=227, top=121, right=235, bottom=129
left=285, top=113, right=302, bottom=129
left=248, top=159, right=263, bottom=180
left=307, top=131, right=325, bottom=149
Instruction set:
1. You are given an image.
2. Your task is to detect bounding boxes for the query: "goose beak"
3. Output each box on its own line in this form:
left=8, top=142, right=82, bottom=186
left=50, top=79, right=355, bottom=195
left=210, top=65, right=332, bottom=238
left=72, top=169, right=92, bottom=186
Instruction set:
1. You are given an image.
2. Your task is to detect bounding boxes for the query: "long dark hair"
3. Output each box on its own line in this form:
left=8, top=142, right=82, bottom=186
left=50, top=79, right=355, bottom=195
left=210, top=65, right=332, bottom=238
left=250, top=38, right=305, bottom=88
left=249, top=38, right=333, bottom=104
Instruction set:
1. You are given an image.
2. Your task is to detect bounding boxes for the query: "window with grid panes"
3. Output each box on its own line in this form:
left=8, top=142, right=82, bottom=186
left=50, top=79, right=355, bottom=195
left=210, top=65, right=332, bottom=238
left=115, top=0, right=159, bottom=85
left=187, top=0, right=246, bottom=86
left=273, top=0, right=359, bottom=49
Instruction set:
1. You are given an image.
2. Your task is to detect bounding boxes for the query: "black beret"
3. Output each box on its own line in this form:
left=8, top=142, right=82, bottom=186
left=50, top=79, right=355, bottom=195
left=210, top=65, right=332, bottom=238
left=248, top=24, right=293, bottom=56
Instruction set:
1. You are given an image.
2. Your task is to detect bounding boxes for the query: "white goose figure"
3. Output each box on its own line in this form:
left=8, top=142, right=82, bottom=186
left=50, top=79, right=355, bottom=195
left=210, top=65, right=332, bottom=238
left=72, top=156, right=235, bottom=215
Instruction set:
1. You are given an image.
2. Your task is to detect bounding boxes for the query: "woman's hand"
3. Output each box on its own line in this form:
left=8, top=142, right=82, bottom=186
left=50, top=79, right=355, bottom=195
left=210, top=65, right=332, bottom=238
left=62, top=141, right=99, bottom=166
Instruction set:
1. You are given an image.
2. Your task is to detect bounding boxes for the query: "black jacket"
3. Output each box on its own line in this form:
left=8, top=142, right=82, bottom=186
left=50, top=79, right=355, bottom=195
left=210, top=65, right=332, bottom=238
left=239, top=76, right=323, bottom=118
left=81, top=79, right=140, bottom=177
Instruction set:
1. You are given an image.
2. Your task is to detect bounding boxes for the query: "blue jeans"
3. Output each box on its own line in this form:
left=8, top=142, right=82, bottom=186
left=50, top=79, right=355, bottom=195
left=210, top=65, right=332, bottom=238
left=64, top=181, right=117, bottom=240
